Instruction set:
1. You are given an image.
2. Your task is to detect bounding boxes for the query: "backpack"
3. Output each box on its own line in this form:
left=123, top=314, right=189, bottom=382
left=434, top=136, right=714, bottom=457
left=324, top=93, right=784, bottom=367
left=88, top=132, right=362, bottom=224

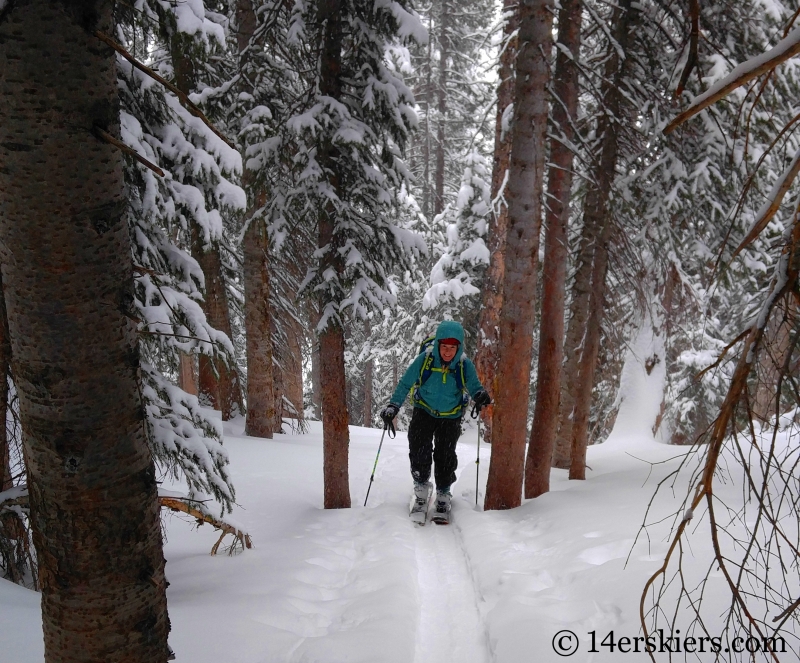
left=411, top=335, right=469, bottom=416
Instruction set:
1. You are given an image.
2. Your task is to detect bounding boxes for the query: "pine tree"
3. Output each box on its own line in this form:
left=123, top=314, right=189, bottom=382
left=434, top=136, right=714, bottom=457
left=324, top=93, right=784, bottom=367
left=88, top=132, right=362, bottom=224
left=484, top=0, right=554, bottom=511
left=0, top=3, right=170, bottom=657
left=524, top=0, right=582, bottom=497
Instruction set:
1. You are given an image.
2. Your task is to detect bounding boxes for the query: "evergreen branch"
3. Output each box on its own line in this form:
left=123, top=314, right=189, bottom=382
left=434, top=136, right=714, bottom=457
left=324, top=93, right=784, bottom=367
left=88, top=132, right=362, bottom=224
left=692, top=329, right=749, bottom=382
left=732, top=145, right=800, bottom=260
left=93, top=31, right=236, bottom=150
left=93, top=127, right=165, bottom=177
left=664, top=25, right=800, bottom=134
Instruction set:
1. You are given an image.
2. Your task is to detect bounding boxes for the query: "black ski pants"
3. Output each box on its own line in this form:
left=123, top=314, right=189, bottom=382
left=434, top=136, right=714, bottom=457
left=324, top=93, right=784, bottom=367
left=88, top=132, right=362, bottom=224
left=408, top=407, right=461, bottom=491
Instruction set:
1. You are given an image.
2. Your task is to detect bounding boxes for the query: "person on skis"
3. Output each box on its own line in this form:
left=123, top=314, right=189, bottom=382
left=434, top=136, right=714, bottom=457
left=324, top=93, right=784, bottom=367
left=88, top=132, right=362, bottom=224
left=379, top=320, right=491, bottom=522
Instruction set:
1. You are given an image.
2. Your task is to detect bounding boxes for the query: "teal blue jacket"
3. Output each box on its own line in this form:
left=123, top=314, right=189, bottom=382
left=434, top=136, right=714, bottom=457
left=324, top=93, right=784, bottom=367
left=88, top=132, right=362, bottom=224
left=390, top=320, right=484, bottom=419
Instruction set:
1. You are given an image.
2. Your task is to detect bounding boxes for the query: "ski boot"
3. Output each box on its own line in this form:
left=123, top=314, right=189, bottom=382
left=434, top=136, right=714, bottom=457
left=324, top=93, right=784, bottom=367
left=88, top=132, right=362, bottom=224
left=409, top=481, right=432, bottom=525
left=430, top=489, right=451, bottom=525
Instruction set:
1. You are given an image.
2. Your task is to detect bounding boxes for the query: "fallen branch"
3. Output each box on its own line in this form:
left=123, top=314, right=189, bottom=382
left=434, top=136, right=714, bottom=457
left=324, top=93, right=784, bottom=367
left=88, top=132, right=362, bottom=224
left=159, top=496, right=252, bottom=555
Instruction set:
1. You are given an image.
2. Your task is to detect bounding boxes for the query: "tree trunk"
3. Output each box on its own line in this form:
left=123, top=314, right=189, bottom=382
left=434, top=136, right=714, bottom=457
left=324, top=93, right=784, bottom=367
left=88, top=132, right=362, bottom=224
left=178, top=352, right=198, bottom=396
left=284, top=310, right=305, bottom=418
left=243, top=220, right=276, bottom=437
left=310, top=303, right=323, bottom=419
left=564, top=0, right=636, bottom=478
left=474, top=0, right=517, bottom=446
left=318, top=0, right=351, bottom=509
left=192, top=226, right=244, bottom=419
left=237, top=0, right=276, bottom=437
left=0, top=3, right=170, bottom=659
left=434, top=0, right=450, bottom=216
left=484, top=0, right=553, bottom=511
left=569, top=220, right=613, bottom=479
left=524, top=0, right=583, bottom=498
left=270, top=313, right=285, bottom=431
left=363, top=319, right=373, bottom=427
left=752, top=310, right=794, bottom=422
left=172, top=37, right=243, bottom=421
left=0, top=277, right=11, bottom=492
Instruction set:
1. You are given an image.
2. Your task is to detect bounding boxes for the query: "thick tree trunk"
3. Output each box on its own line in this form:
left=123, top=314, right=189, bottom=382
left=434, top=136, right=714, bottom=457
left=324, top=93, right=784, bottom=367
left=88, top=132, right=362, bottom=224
left=243, top=220, right=276, bottom=437
left=524, top=0, right=583, bottom=498
left=563, top=0, right=636, bottom=478
left=434, top=0, right=450, bottom=216
left=318, top=0, right=351, bottom=509
left=0, top=3, right=170, bottom=659
left=474, top=0, right=517, bottom=446
left=484, top=0, right=553, bottom=511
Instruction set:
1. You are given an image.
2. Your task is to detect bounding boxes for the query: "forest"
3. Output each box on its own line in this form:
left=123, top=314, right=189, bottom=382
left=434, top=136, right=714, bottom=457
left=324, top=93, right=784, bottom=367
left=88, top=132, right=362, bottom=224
left=2, top=0, right=800, bottom=660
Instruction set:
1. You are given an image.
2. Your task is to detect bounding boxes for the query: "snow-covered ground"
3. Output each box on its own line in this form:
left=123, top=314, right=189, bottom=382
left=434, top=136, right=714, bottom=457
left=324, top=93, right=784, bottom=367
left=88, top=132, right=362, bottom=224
left=1, top=412, right=791, bottom=662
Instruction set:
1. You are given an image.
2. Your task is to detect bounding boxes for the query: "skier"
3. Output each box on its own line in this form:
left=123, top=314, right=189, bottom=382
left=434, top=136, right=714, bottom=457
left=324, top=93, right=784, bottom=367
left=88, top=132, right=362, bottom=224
left=380, top=320, right=491, bottom=524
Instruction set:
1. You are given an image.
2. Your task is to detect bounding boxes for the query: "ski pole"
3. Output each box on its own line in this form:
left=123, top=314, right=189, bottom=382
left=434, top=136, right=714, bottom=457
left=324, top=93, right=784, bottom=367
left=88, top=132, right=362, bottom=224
left=364, top=420, right=395, bottom=507
left=471, top=403, right=483, bottom=505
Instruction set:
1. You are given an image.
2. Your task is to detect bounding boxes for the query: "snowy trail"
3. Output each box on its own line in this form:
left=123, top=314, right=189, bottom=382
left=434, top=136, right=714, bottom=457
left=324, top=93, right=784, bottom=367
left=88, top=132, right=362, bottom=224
left=375, top=428, right=492, bottom=663
left=413, top=520, right=491, bottom=663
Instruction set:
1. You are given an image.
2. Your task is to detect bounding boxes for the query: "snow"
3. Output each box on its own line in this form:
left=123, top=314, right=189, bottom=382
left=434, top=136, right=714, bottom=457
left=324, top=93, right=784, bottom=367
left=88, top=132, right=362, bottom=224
left=3, top=405, right=796, bottom=662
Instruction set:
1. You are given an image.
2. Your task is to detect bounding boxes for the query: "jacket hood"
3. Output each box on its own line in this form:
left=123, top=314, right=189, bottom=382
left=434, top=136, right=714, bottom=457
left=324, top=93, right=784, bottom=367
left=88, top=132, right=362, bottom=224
left=434, top=320, right=465, bottom=363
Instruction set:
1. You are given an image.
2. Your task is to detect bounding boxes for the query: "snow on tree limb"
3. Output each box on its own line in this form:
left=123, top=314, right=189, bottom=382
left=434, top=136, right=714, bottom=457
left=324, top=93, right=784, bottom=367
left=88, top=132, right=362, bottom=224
left=732, top=144, right=800, bottom=259
left=663, top=25, right=800, bottom=135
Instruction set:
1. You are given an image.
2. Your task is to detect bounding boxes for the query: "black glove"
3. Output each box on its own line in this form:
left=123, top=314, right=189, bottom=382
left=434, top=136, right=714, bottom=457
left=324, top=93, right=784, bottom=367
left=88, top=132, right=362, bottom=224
left=473, top=389, right=491, bottom=407
left=380, top=403, right=400, bottom=424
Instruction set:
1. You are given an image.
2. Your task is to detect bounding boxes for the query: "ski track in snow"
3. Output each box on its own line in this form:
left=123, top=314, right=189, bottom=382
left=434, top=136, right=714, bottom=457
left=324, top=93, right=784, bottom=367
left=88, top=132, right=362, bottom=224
left=411, top=435, right=492, bottom=663
left=413, top=520, right=491, bottom=663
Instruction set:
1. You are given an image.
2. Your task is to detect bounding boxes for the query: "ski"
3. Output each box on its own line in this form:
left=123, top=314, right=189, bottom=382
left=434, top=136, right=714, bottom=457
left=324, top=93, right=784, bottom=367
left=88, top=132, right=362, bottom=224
left=409, top=484, right=432, bottom=526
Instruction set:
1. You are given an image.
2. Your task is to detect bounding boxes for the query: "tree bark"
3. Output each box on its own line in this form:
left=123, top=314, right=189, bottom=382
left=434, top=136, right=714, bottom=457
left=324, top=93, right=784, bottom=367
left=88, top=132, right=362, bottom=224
left=178, top=352, right=198, bottom=396
left=564, top=0, right=637, bottom=479
left=243, top=219, right=276, bottom=437
left=284, top=310, right=305, bottom=418
left=309, top=302, right=322, bottom=419
left=318, top=0, right=351, bottom=508
left=474, top=0, right=517, bottom=446
left=484, top=0, right=553, bottom=511
left=0, top=275, right=11, bottom=492
left=569, top=219, right=613, bottom=479
left=0, top=2, right=170, bottom=659
left=192, top=226, right=244, bottom=419
left=524, top=0, right=583, bottom=498
left=237, top=0, right=276, bottom=437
